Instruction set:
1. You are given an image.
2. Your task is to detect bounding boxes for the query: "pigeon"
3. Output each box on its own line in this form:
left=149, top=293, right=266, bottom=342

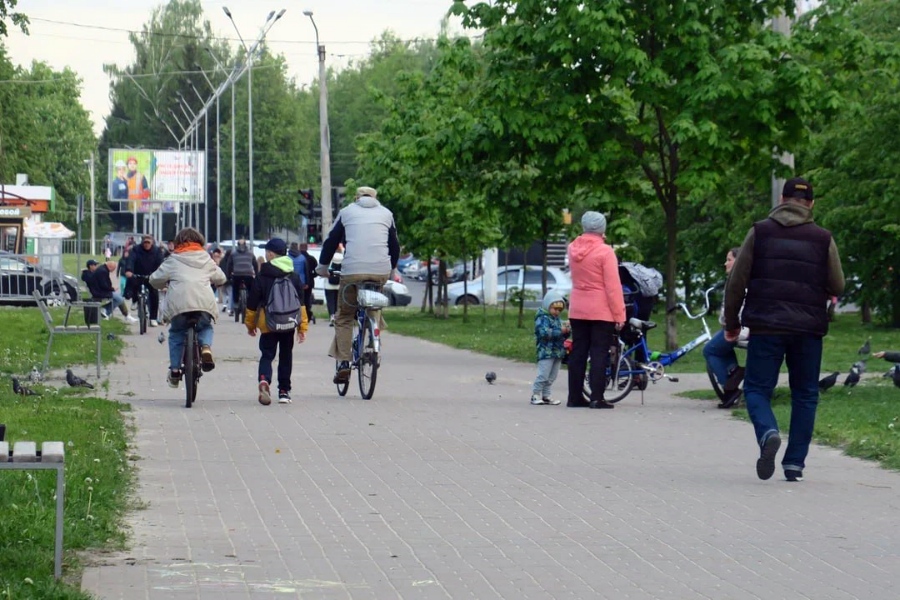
left=106, top=333, right=117, bottom=341
left=157, top=331, right=166, bottom=344
left=843, top=367, right=860, bottom=388
left=66, top=369, right=94, bottom=389
left=818, top=371, right=839, bottom=392
left=29, top=366, right=43, bottom=384
left=852, top=360, right=867, bottom=374
left=858, top=337, right=871, bottom=356
left=485, top=371, right=497, bottom=384
left=12, top=377, right=40, bottom=396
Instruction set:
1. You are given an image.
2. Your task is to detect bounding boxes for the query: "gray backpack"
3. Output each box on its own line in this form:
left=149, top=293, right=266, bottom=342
left=265, top=276, right=302, bottom=331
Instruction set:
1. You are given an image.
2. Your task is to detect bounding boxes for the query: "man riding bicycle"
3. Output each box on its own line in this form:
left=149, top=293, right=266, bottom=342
left=124, top=234, right=165, bottom=326
left=224, top=238, right=258, bottom=316
left=315, top=186, right=400, bottom=384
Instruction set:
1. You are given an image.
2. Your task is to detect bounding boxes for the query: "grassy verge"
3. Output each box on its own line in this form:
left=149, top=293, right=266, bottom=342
left=1, top=307, right=132, bottom=598
left=387, top=304, right=900, bottom=471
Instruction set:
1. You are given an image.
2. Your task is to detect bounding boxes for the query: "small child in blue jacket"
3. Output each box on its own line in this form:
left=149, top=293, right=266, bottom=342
left=531, top=290, right=570, bottom=405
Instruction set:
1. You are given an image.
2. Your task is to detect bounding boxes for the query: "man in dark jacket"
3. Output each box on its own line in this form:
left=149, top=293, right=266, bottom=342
left=124, top=235, right=166, bottom=326
left=226, top=239, right=258, bottom=317
left=724, top=177, right=844, bottom=483
left=299, top=242, right=318, bottom=324
left=83, top=259, right=133, bottom=320
left=245, top=238, right=307, bottom=406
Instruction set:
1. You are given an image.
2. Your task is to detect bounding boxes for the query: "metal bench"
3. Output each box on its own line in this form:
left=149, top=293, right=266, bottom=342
left=32, top=290, right=102, bottom=378
left=0, top=440, right=66, bottom=579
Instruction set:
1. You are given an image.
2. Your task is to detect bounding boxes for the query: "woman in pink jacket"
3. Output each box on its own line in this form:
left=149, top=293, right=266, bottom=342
left=566, top=212, right=627, bottom=409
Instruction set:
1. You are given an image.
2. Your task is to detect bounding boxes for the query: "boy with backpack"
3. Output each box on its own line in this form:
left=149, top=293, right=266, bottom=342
left=245, top=238, right=307, bottom=405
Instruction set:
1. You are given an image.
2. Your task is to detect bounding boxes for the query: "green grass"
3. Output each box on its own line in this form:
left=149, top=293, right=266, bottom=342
left=0, top=308, right=132, bottom=598
left=387, top=304, right=900, bottom=472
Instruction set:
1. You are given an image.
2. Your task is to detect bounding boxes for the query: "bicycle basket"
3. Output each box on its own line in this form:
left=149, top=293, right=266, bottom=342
left=357, top=289, right=390, bottom=308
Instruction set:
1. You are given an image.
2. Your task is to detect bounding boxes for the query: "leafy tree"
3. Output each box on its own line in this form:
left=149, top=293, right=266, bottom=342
left=453, top=0, right=840, bottom=347
left=0, top=0, right=27, bottom=38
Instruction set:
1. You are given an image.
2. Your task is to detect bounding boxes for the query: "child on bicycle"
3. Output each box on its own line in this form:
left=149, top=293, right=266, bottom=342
left=150, top=227, right=227, bottom=389
left=531, top=290, right=571, bottom=406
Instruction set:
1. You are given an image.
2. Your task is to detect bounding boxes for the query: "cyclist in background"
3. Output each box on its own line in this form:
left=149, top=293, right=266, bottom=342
left=150, top=227, right=226, bottom=388
left=125, top=234, right=165, bottom=326
left=225, top=238, right=258, bottom=317
left=703, top=247, right=746, bottom=409
left=315, top=186, right=400, bottom=384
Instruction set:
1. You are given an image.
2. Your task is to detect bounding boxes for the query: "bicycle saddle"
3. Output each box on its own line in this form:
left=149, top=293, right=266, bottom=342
left=628, top=317, right=657, bottom=331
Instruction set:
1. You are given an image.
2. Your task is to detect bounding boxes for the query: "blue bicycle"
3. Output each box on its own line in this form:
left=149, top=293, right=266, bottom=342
left=335, top=279, right=388, bottom=400
left=583, top=285, right=718, bottom=403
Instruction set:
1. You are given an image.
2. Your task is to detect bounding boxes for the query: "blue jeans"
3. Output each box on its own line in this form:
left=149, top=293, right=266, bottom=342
left=168, top=313, right=214, bottom=370
left=532, top=358, right=562, bottom=398
left=703, top=329, right=738, bottom=385
left=744, top=333, right=823, bottom=471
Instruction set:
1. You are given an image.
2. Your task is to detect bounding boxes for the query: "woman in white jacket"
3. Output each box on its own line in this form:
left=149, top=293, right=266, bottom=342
left=150, top=228, right=227, bottom=388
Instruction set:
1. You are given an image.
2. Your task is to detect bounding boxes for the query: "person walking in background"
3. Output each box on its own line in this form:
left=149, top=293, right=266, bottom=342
left=124, top=235, right=165, bottom=326
left=724, top=177, right=844, bottom=482
left=315, top=186, right=400, bottom=385
left=225, top=239, right=259, bottom=317
left=299, top=242, right=319, bottom=324
left=245, top=238, right=307, bottom=406
left=566, top=211, right=626, bottom=409
left=288, top=242, right=310, bottom=320
left=323, top=244, right=344, bottom=326
left=703, top=247, right=747, bottom=409
left=531, top=290, right=570, bottom=406
left=150, top=227, right=226, bottom=389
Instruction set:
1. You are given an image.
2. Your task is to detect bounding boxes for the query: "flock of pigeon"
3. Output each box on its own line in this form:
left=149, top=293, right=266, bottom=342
left=818, top=337, right=900, bottom=391
left=9, top=366, right=95, bottom=397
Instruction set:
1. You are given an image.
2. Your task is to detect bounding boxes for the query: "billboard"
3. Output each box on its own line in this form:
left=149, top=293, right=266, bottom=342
left=108, top=149, right=206, bottom=213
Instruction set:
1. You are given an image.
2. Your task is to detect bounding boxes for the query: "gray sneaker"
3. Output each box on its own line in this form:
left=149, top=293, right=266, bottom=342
left=530, top=395, right=547, bottom=405
left=258, top=380, right=272, bottom=406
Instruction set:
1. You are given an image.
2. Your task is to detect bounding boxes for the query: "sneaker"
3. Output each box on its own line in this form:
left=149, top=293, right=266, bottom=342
left=200, top=345, right=215, bottom=372
left=718, top=388, right=743, bottom=409
left=167, top=369, right=182, bottom=389
left=724, top=365, right=745, bottom=392
left=258, top=380, right=272, bottom=406
left=756, top=432, right=782, bottom=480
left=785, top=469, right=804, bottom=482
left=334, top=361, right=351, bottom=384
left=530, top=395, right=547, bottom=405
left=544, top=397, right=561, bottom=405
left=149, top=319, right=159, bottom=327
left=101, top=311, right=111, bottom=320
left=278, top=390, right=292, bottom=404
left=227, top=310, right=234, bottom=317
left=125, top=315, right=138, bottom=323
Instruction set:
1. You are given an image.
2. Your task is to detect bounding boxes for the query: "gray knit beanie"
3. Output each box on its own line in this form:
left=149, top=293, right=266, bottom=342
left=581, top=211, right=607, bottom=234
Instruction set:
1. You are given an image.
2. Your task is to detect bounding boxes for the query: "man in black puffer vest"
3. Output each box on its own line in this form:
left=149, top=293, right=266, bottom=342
left=724, top=177, right=844, bottom=483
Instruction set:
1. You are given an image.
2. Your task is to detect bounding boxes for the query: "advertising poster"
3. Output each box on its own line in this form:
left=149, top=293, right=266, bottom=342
left=108, top=149, right=205, bottom=213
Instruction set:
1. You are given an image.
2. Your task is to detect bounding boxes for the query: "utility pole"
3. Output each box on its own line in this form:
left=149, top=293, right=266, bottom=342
left=84, top=156, right=96, bottom=255
left=304, top=11, right=334, bottom=233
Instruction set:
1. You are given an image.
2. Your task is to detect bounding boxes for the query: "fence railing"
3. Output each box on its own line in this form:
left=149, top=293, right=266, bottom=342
left=0, top=253, right=76, bottom=305
left=61, top=240, right=106, bottom=256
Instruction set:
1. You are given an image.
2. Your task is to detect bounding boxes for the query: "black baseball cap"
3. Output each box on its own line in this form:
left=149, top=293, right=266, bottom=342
left=782, top=177, right=813, bottom=201
left=86, top=259, right=98, bottom=267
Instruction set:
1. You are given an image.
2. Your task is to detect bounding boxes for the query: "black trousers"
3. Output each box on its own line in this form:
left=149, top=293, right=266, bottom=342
left=567, top=319, right=616, bottom=405
left=258, top=330, right=295, bottom=392
left=126, top=278, right=160, bottom=320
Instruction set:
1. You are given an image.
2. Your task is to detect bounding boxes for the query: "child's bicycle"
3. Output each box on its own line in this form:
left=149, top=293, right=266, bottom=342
left=179, top=311, right=210, bottom=409
left=581, top=285, right=720, bottom=404
left=334, top=278, right=388, bottom=400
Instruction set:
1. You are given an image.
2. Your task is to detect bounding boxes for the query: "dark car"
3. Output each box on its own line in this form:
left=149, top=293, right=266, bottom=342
left=0, top=253, right=79, bottom=306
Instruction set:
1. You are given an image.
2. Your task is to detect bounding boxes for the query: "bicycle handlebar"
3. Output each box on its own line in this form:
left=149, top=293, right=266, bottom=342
left=671, top=285, right=719, bottom=320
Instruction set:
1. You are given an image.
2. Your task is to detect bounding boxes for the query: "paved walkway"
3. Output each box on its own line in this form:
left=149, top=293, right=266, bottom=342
left=81, top=313, right=900, bottom=599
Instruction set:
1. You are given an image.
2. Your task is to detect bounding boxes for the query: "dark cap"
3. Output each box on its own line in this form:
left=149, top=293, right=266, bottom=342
left=86, top=259, right=98, bottom=267
left=782, top=177, right=813, bottom=201
left=265, top=237, right=287, bottom=256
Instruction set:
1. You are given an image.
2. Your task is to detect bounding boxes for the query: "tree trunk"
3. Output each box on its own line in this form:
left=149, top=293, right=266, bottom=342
left=664, top=202, right=679, bottom=350
left=861, top=301, right=872, bottom=324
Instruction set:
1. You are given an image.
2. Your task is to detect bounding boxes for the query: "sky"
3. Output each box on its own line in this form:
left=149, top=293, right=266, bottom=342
left=3, top=0, right=467, bottom=136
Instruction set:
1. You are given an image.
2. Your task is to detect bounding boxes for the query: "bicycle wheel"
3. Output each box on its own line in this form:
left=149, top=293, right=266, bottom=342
left=335, top=359, right=349, bottom=396
left=581, top=353, right=635, bottom=404
left=184, top=328, right=196, bottom=408
left=358, top=319, right=379, bottom=400
left=238, top=288, right=247, bottom=324
left=707, top=363, right=727, bottom=401
left=138, top=293, right=148, bottom=335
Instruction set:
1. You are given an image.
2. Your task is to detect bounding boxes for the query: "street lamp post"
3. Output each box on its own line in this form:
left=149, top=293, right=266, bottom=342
left=83, top=156, right=95, bottom=255
left=303, top=10, right=334, bottom=235
left=224, top=7, right=285, bottom=242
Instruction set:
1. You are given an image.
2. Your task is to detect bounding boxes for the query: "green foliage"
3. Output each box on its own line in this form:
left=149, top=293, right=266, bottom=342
left=0, top=0, right=28, bottom=38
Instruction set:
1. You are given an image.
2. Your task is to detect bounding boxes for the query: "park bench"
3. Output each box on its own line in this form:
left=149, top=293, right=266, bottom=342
left=0, top=440, right=66, bottom=579
left=32, top=290, right=102, bottom=378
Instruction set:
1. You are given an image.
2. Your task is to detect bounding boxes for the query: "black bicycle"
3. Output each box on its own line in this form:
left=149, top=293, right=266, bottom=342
left=234, top=279, right=248, bottom=324
left=132, top=274, right=151, bottom=335
left=180, top=312, right=205, bottom=408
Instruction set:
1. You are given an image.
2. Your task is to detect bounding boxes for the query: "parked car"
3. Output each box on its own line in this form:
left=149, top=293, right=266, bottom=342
left=384, top=280, right=412, bottom=306
left=0, top=252, right=79, bottom=306
left=397, top=253, right=418, bottom=274
left=446, top=265, right=572, bottom=306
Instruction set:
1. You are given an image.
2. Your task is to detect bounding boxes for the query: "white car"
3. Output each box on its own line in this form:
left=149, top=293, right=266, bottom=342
left=446, top=265, right=572, bottom=306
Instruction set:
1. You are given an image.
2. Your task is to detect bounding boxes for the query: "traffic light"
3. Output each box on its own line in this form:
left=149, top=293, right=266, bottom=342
left=297, top=188, right=314, bottom=217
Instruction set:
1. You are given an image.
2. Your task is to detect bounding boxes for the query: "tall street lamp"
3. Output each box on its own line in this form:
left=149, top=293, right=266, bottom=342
left=223, top=7, right=286, bottom=242
left=83, top=156, right=95, bottom=255
left=303, top=10, right=334, bottom=235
